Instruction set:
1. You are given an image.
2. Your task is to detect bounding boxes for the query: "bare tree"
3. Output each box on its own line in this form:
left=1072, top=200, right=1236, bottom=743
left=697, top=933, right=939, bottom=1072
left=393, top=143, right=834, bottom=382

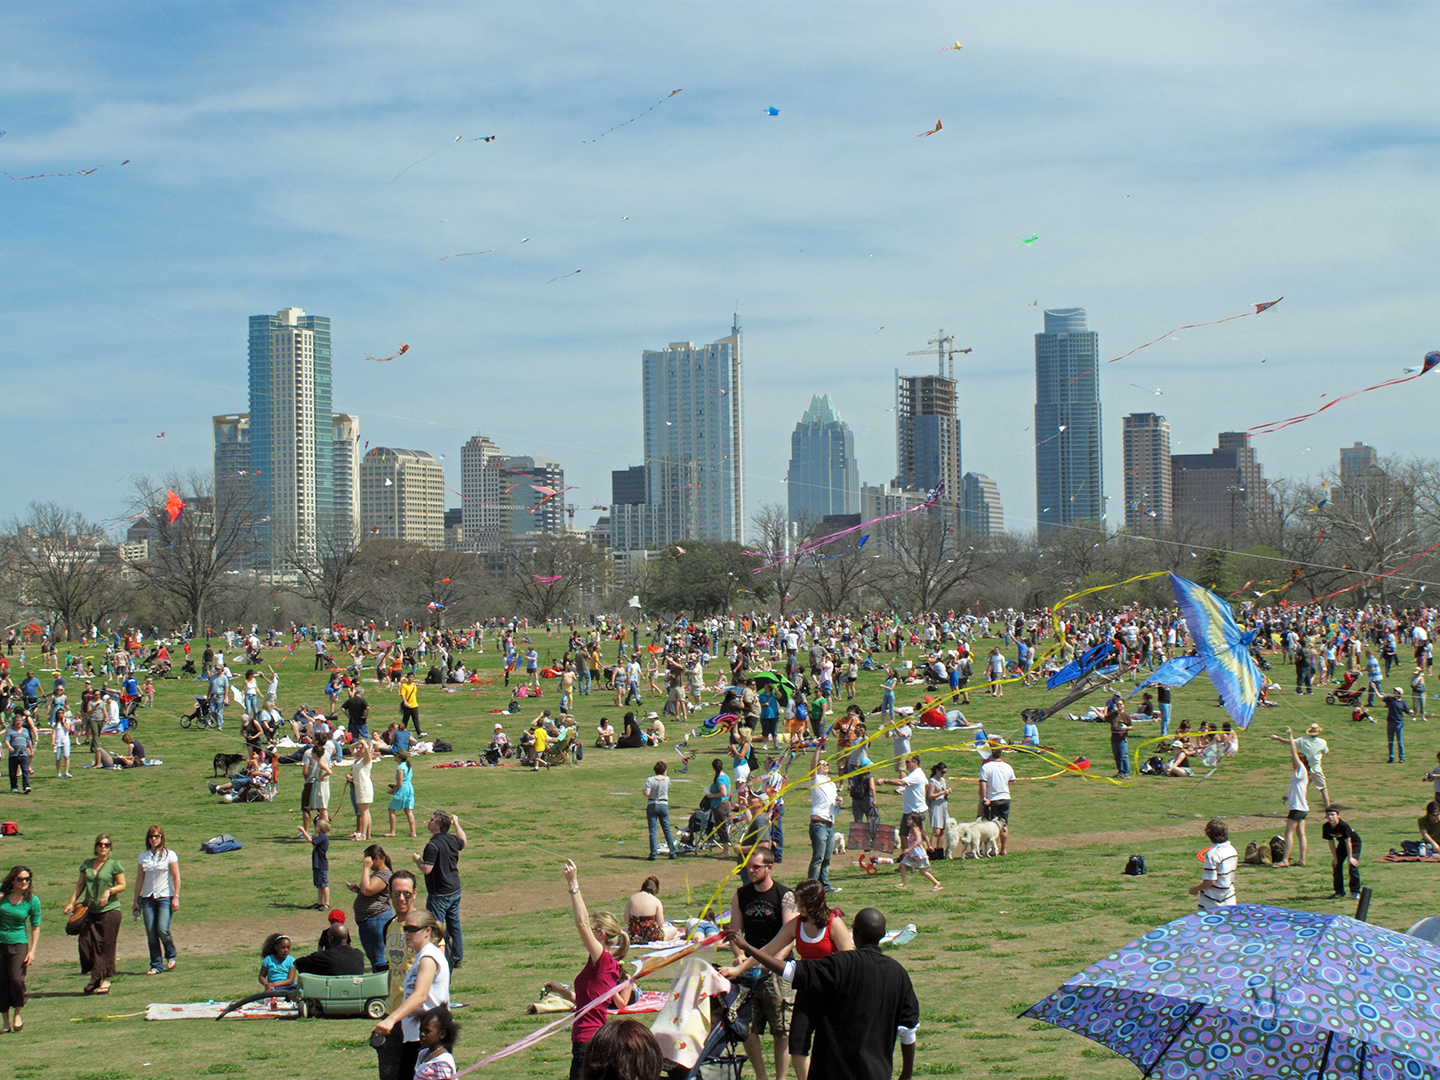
left=128, top=471, right=257, bottom=632
left=869, top=511, right=988, bottom=612
left=796, top=532, right=872, bottom=615
left=3, top=503, right=115, bottom=641
left=749, top=504, right=811, bottom=617
left=505, top=535, right=609, bottom=621
left=284, top=523, right=371, bottom=628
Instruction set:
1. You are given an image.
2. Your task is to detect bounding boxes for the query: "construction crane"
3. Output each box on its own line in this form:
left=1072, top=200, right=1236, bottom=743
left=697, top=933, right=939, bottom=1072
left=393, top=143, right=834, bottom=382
left=906, top=330, right=972, bottom=379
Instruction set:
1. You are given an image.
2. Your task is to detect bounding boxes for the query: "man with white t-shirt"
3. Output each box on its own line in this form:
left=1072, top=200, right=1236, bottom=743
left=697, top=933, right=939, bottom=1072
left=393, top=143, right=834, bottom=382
left=978, top=748, right=1016, bottom=855
left=1189, top=819, right=1238, bottom=908
left=879, top=755, right=927, bottom=829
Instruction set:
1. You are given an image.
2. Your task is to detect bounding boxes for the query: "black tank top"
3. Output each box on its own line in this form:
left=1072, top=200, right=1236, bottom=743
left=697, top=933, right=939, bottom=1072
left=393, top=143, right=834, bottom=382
left=737, top=880, right=792, bottom=947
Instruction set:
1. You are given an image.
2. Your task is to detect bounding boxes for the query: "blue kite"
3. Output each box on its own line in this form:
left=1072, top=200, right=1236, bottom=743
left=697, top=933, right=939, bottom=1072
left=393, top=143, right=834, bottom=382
left=1046, top=640, right=1116, bottom=690
left=1165, top=573, right=1263, bottom=729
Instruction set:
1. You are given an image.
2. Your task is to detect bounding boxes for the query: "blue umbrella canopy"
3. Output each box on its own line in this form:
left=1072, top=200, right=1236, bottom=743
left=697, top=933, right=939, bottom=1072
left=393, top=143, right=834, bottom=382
left=1024, top=905, right=1440, bottom=1079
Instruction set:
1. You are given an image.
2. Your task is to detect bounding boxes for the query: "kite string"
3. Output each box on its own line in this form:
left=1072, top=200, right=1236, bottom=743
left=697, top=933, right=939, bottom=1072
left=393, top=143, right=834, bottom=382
left=1246, top=372, right=1424, bottom=435
left=1107, top=301, right=1278, bottom=366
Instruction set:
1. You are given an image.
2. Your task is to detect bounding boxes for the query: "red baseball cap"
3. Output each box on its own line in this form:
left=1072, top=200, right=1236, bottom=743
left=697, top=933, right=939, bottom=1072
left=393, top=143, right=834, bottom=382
left=328, top=909, right=346, bottom=923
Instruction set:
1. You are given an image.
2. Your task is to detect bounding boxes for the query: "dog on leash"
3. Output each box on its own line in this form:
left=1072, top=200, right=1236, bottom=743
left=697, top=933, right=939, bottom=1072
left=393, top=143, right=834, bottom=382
left=956, top=817, right=1001, bottom=858
left=213, top=752, right=246, bottom=778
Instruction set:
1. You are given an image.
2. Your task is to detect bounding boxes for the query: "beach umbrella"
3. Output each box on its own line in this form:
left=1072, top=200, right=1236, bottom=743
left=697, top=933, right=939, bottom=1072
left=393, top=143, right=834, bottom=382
left=1024, top=904, right=1440, bottom=1078
left=748, top=670, right=797, bottom=705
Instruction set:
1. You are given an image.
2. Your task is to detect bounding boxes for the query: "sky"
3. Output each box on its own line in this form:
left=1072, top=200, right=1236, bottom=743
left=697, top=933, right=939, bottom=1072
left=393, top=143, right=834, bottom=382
left=4, top=2, right=1437, bottom=538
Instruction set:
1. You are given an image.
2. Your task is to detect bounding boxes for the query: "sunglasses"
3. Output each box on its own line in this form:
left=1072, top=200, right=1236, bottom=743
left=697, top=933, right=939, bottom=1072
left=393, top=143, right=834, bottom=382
left=96, top=842, right=112, bottom=848
left=402, top=924, right=428, bottom=934
left=14, top=876, right=30, bottom=882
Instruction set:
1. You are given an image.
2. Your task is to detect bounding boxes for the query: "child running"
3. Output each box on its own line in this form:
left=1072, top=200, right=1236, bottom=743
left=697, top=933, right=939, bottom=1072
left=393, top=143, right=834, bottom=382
left=896, top=812, right=942, bottom=891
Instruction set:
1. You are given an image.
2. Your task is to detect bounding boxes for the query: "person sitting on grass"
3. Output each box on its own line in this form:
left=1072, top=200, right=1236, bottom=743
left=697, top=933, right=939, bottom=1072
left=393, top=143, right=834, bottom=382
left=116, top=730, right=147, bottom=768
left=595, top=717, right=616, bottom=749
left=259, top=933, right=297, bottom=991
left=1162, top=742, right=1193, bottom=777
left=209, top=749, right=274, bottom=798
left=1419, top=802, right=1440, bottom=852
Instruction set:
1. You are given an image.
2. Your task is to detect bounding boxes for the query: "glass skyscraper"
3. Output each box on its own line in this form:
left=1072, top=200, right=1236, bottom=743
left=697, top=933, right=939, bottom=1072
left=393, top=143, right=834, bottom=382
left=787, top=394, right=858, bottom=523
left=641, top=318, right=744, bottom=543
left=1034, top=307, right=1102, bottom=532
left=247, top=307, right=333, bottom=565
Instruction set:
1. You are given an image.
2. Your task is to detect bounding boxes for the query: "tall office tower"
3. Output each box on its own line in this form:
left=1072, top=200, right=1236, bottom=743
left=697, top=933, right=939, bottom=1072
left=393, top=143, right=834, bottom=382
left=359, top=448, right=445, bottom=548
left=1122, top=413, right=1172, bottom=534
left=213, top=413, right=251, bottom=508
left=331, top=414, right=360, bottom=545
left=499, top=456, right=567, bottom=536
left=961, top=472, right=1004, bottom=537
left=641, top=318, right=744, bottom=544
left=1333, top=442, right=1412, bottom=530
left=248, top=307, right=333, bottom=566
left=787, top=394, right=859, bottom=524
left=1034, top=307, right=1103, bottom=532
left=895, top=372, right=961, bottom=512
left=460, top=434, right=508, bottom=551
left=1171, top=432, right=1270, bottom=538
left=612, top=466, right=647, bottom=506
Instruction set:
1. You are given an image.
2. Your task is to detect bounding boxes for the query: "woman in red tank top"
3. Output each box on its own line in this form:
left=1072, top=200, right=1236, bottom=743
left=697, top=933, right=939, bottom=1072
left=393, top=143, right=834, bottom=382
left=750, top=879, right=853, bottom=1080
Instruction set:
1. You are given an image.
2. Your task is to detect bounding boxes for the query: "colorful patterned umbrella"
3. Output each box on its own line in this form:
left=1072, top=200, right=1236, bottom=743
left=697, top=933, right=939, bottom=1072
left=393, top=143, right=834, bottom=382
left=1023, top=905, right=1440, bottom=1079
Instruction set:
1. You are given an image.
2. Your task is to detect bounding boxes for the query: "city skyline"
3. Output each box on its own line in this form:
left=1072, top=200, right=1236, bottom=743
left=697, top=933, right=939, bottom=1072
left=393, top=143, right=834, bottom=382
left=6, top=5, right=1434, bottom=534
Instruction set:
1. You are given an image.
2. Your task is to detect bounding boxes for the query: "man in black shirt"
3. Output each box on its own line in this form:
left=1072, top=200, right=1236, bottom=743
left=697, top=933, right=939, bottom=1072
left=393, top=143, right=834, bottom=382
left=720, top=849, right=796, bottom=1080
left=731, top=907, right=920, bottom=1080
left=1322, top=807, right=1362, bottom=899
left=293, top=922, right=366, bottom=976
left=414, top=811, right=467, bottom=969
left=341, top=686, right=370, bottom=743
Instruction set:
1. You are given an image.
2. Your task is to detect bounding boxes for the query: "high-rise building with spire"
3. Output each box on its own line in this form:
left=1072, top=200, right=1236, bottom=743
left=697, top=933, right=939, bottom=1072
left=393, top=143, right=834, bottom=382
left=1034, top=307, right=1102, bottom=532
left=787, top=394, right=859, bottom=524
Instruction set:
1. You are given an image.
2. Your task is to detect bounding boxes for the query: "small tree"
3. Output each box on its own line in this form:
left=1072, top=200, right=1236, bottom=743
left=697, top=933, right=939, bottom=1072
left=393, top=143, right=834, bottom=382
left=505, top=535, right=609, bottom=622
left=3, top=503, right=114, bottom=641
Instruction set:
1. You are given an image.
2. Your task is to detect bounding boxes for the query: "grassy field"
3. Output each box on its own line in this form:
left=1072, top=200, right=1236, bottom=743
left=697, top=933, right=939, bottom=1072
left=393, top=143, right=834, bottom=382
left=5, top=632, right=1438, bottom=1079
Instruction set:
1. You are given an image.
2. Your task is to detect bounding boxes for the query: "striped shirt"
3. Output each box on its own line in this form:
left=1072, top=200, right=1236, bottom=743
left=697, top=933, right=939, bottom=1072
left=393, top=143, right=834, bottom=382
left=1197, top=841, right=1238, bottom=908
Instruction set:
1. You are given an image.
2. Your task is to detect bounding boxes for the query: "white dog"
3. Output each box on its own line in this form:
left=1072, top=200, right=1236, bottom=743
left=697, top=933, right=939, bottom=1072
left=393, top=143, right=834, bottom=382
left=832, top=828, right=848, bottom=856
left=957, top=817, right=1001, bottom=858
left=942, top=816, right=962, bottom=860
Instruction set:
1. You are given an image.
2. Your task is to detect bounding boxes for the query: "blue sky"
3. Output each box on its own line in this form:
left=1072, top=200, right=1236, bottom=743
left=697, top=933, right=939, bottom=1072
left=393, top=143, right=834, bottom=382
left=4, top=2, right=1437, bottom=536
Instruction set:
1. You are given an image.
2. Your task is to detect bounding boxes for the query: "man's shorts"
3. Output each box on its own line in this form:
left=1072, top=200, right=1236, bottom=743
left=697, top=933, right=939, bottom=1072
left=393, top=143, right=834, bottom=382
left=985, top=799, right=1011, bottom=824
left=1307, top=770, right=1327, bottom=791
left=313, top=865, right=328, bottom=889
left=750, top=971, right=793, bottom=1038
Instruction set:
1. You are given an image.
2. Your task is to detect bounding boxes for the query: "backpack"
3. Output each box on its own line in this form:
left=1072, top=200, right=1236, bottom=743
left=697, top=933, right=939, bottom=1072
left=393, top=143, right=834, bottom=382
left=1244, top=840, right=1273, bottom=865
left=1139, top=756, right=1164, bottom=776
left=1269, top=835, right=1287, bottom=864
left=432, top=740, right=453, bottom=753
left=201, top=833, right=242, bottom=854
left=849, top=773, right=871, bottom=801
left=1122, top=854, right=1147, bottom=876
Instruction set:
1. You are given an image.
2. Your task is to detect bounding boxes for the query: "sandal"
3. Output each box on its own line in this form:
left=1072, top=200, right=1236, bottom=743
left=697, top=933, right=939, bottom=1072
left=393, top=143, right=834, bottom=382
left=95, top=984, right=110, bottom=995
left=165, top=960, right=176, bottom=971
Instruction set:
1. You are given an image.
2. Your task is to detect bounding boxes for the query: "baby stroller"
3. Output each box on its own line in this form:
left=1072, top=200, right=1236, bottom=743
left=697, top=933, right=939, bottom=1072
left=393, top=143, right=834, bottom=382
left=180, top=695, right=219, bottom=729
left=1326, top=671, right=1363, bottom=706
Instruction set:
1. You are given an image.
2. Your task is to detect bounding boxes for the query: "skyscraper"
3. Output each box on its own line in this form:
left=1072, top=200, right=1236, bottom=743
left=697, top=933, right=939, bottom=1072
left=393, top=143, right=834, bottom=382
left=331, top=414, right=360, bottom=545
left=1171, top=432, right=1270, bottom=538
left=1122, top=413, right=1171, bottom=534
left=961, top=472, right=1003, bottom=536
left=642, top=318, right=744, bottom=543
left=787, top=394, right=859, bottom=524
left=895, top=372, right=960, bottom=509
left=1034, top=308, right=1102, bottom=532
left=460, top=434, right=507, bottom=551
left=359, top=448, right=445, bottom=548
left=248, top=307, right=333, bottom=565
left=213, top=413, right=251, bottom=509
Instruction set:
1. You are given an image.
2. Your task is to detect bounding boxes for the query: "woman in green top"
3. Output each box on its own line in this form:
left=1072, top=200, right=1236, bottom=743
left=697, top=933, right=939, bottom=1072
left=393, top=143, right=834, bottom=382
left=63, top=834, right=126, bottom=994
left=0, top=865, right=40, bottom=1031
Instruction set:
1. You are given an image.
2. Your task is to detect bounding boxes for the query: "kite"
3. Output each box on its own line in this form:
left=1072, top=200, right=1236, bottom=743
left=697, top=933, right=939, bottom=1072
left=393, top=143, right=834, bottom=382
left=546, top=269, right=581, bottom=284
left=1307, top=498, right=1328, bottom=513
left=532, top=574, right=563, bottom=585
left=583, top=89, right=682, bottom=144
left=1108, top=298, right=1282, bottom=365
left=673, top=546, right=686, bottom=557
left=427, top=601, right=446, bottom=612
left=529, top=484, right=576, bottom=512
left=917, top=120, right=942, bottom=137
left=6, top=159, right=129, bottom=180
left=1046, top=641, right=1117, bottom=690
left=940, top=41, right=964, bottom=51
left=163, top=489, right=186, bottom=523
left=156, top=432, right=165, bottom=439
left=1130, top=384, right=1163, bottom=395
left=440, top=238, right=529, bottom=260
left=1165, top=573, right=1264, bottom=729
left=388, top=135, right=493, bottom=183
left=765, top=107, right=780, bottom=116
left=367, top=344, right=410, bottom=362
left=753, top=481, right=943, bottom=573
left=384, top=478, right=394, bottom=487
left=627, top=595, right=641, bottom=608
left=1018, top=234, right=1038, bottom=245
left=1247, top=351, right=1439, bottom=436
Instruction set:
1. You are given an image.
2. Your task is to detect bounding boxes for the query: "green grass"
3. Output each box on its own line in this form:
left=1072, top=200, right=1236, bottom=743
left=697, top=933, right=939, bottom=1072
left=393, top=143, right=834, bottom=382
left=6, top=633, right=1436, bottom=1078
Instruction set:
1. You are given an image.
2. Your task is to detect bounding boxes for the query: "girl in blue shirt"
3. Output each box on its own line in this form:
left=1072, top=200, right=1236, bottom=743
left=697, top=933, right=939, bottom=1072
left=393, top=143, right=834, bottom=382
left=259, top=934, right=296, bottom=990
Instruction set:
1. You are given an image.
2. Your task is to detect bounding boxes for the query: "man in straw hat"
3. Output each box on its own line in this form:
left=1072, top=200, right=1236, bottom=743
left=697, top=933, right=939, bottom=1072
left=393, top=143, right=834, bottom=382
left=1270, top=723, right=1332, bottom=809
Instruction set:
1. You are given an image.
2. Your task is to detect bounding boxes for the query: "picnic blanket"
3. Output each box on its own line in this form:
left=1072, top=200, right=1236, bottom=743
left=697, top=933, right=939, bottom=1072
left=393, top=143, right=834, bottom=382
left=146, top=998, right=299, bottom=1021
left=1382, top=853, right=1440, bottom=863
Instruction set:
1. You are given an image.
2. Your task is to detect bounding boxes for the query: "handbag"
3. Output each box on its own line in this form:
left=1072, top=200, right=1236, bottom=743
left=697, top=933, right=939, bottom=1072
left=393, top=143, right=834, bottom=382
left=66, top=903, right=90, bottom=935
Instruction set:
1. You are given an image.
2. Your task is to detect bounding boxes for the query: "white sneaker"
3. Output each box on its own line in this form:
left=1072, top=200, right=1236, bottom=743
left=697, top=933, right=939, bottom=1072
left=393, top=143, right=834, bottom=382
left=65, top=772, right=73, bottom=778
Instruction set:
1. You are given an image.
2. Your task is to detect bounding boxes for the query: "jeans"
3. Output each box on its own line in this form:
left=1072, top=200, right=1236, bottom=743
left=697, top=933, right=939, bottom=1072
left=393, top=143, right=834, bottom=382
left=1111, top=738, right=1129, bottom=777
left=140, top=896, right=177, bottom=972
left=1296, top=667, right=1312, bottom=694
left=1158, top=703, right=1171, bottom=737
left=647, top=804, right=675, bottom=857
left=425, top=890, right=463, bottom=967
left=578, top=670, right=591, bottom=696
left=358, top=911, right=392, bottom=971
left=881, top=691, right=895, bottom=717
left=8, top=755, right=30, bottom=791
left=1368, top=680, right=1381, bottom=706
left=243, top=692, right=258, bottom=717
left=1387, top=720, right=1405, bottom=762
left=624, top=683, right=641, bottom=706
left=770, top=802, right=785, bottom=861
left=1333, top=840, right=1362, bottom=895
left=210, top=695, right=225, bottom=729
left=807, top=820, right=834, bottom=888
